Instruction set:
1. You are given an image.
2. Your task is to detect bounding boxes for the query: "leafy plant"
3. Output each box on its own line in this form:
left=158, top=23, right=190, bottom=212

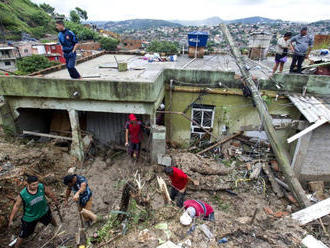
left=146, top=41, right=179, bottom=54
left=99, top=37, right=119, bottom=51
left=70, top=10, right=81, bottom=24
left=16, top=54, right=60, bottom=74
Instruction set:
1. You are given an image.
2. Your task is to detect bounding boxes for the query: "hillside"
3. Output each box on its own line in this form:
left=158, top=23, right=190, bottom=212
left=227, top=16, right=282, bottom=24
left=172, top=16, right=223, bottom=26
left=101, top=19, right=182, bottom=33
left=0, top=0, right=56, bottom=40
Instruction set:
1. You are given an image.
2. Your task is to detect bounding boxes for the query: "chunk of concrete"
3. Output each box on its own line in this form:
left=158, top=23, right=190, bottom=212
left=158, top=154, right=172, bottom=167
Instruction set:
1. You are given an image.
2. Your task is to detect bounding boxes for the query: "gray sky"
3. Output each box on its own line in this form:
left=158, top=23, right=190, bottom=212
left=32, top=0, right=329, bottom=22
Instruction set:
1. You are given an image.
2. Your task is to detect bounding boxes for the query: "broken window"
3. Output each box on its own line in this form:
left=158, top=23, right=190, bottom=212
left=4, top=61, right=11, bottom=66
left=190, top=104, right=215, bottom=145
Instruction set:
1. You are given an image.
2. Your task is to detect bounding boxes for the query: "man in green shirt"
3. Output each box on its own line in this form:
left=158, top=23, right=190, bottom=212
left=8, top=175, right=59, bottom=248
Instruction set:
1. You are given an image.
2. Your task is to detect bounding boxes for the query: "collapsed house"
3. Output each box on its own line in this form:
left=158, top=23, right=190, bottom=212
left=0, top=51, right=330, bottom=183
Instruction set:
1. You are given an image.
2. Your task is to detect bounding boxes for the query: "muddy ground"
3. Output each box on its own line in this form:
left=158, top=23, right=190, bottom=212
left=0, top=134, right=329, bottom=248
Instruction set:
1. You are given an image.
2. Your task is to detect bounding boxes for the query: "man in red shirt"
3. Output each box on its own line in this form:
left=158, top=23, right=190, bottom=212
left=180, top=199, right=215, bottom=225
left=125, top=114, right=143, bottom=160
left=164, top=166, right=193, bottom=207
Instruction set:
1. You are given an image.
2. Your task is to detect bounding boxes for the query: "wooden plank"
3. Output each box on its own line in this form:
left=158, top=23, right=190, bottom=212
left=287, top=119, right=327, bottom=143
left=291, top=197, right=330, bottom=225
left=23, top=130, right=72, bottom=141
left=197, top=132, right=242, bottom=155
left=301, top=235, right=328, bottom=248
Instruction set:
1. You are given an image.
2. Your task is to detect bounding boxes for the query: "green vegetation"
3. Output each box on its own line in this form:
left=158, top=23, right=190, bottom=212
left=99, top=37, right=119, bottom=51
left=0, top=0, right=56, bottom=40
left=64, top=21, right=100, bottom=41
left=39, top=3, right=55, bottom=15
left=16, top=54, right=60, bottom=74
left=146, top=41, right=179, bottom=54
left=69, top=10, right=81, bottom=24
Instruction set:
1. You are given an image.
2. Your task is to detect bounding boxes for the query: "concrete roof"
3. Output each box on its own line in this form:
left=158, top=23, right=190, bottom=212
left=43, top=54, right=287, bottom=82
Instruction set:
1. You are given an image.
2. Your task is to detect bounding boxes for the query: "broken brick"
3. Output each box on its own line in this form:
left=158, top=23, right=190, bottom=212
left=273, top=211, right=289, bottom=218
left=263, top=207, right=274, bottom=215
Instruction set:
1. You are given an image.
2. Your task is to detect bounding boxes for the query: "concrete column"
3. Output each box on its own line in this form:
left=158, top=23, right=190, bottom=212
left=68, top=109, right=84, bottom=161
left=151, top=125, right=166, bottom=163
left=0, top=98, right=17, bottom=135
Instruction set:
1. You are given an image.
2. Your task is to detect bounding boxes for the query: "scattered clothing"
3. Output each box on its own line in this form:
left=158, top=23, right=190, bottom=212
left=70, top=175, right=92, bottom=207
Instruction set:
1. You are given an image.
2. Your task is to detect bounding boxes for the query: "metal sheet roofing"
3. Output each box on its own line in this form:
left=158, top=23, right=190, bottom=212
left=288, top=94, right=330, bottom=123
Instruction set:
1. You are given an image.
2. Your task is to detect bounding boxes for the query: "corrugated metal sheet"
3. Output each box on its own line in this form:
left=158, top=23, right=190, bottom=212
left=86, top=112, right=128, bottom=145
left=288, top=94, right=330, bottom=123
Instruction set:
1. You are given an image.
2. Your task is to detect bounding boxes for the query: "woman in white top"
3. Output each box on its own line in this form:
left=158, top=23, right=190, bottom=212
left=272, top=32, right=293, bottom=74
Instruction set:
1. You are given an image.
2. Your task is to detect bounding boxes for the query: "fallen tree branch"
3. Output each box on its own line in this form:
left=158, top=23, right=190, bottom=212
left=197, top=132, right=243, bottom=155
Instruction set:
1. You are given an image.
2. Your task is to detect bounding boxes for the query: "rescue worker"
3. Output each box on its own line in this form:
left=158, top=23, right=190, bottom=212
left=180, top=199, right=214, bottom=226
left=56, top=20, right=81, bottom=79
left=125, top=114, right=143, bottom=160
left=164, top=166, right=195, bottom=207
left=8, top=176, right=59, bottom=248
left=63, top=174, right=94, bottom=222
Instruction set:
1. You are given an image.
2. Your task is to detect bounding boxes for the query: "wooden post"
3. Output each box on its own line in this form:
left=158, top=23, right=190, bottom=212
left=220, top=24, right=310, bottom=208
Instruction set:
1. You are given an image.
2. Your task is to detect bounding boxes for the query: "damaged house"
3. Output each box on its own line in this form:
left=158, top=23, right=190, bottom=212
left=0, top=51, right=330, bottom=184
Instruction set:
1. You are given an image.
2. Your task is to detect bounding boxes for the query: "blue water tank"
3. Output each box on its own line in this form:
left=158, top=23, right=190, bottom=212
left=188, top=31, right=209, bottom=47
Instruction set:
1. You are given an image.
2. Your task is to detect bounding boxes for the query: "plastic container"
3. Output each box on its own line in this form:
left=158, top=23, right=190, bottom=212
left=188, top=32, right=209, bottom=47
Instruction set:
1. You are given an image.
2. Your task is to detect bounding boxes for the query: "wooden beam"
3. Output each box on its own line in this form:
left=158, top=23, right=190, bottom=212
left=287, top=118, right=327, bottom=143
left=262, top=163, right=284, bottom=197
left=197, top=132, right=242, bottom=155
left=220, top=23, right=310, bottom=208
left=291, top=197, right=330, bottom=225
left=23, top=130, right=72, bottom=141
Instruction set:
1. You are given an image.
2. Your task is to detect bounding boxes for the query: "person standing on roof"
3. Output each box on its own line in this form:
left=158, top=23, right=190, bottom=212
left=8, top=176, right=59, bottom=248
left=125, top=114, right=144, bottom=160
left=272, top=32, right=292, bottom=74
left=63, top=174, right=94, bottom=222
left=289, top=27, right=314, bottom=73
left=164, top=166, right=196, bottom=207
left=180, top=199, right=214, bottom=225
left=56, top=20, right=82, bottom=79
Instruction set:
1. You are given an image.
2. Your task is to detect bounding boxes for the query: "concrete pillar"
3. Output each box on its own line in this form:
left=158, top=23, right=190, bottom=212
left=151, top=125, right=166, bottom=163
left=0, top=99, right=17, bottom=135
left=68, top=109, right=84, bottom=161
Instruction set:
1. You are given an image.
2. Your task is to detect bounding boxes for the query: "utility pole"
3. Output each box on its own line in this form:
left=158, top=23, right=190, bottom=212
left=219, top=23, right=310, bottom=208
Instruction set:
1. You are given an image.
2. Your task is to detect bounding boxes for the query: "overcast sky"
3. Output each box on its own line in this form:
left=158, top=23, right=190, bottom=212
left=32, top=0, right=329, bottom=22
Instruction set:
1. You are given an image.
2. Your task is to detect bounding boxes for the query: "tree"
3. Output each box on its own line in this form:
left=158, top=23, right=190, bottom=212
left=39, top=3, right=55, bottom=15
left=146, top=41, right=179, bottom=54
left=16, top=55, right=60, bottom=74
left=70, top=10, right=81, bottom=24
left=99, top=37, right=119, bottom=51
left=75, top=7, right=88, bottom=21
left=64, top=21, right=100, bottom=41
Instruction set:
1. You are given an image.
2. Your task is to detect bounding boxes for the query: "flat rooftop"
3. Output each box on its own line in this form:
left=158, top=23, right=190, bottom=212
left=43, top=54, right=286, bottom=82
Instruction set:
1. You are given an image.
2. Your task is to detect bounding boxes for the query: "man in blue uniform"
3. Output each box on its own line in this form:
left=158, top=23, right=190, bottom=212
left=56, top=20, right=81, bottom=79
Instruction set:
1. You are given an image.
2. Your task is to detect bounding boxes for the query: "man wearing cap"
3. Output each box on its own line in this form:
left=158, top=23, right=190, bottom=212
left=164, top=167, right=195, bottom=207
left=180, top=199, right=214, bottom=226
left=8, top=176, right=59, bottom=248
left=63, top=174, right=94, bottom=222
left=289, top=27, right=314, bottom=73
left=125, top=114, right=143, bottom=160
